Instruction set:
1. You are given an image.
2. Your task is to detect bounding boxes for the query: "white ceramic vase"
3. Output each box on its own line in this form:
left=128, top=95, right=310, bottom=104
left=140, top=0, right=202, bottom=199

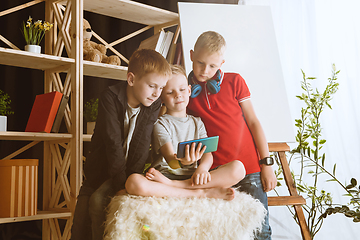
left=87, top=122, right=96, bottom=135
left=25, top=45, right=41, bottom=54
left=0, top=116, right=7, bottom=131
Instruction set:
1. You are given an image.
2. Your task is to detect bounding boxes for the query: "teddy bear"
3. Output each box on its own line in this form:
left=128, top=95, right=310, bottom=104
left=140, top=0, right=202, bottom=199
left=83, top=19, right=121, bottom=65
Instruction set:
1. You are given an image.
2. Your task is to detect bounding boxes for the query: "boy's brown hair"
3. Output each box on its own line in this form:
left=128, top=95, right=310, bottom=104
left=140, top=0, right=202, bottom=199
left=194, top=31, right=226, bottom=55
left=128, top=49, right=172, bottom=79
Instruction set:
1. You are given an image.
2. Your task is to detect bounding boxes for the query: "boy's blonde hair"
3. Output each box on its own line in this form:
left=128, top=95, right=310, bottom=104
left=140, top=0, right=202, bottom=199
left=194, top=31, right=226, bottom=55
left=128, top=49, right=171, bottom=79
left=171, top=64, right=187, bottom=78
left=158, top=65, right=188, bottom=116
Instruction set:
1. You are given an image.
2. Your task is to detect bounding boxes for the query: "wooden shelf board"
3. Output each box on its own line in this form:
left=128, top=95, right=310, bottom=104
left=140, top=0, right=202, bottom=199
left=0, top=210, right=71, bottom=224
left=0, top=47, right=74, bottom=71
left=268, top=142, right=290, bottom=152
left=0, top=131, right=72, bottom=141
left=79, top=0, right=178, bottom=25
left=84, top=60, right=127, bottom=80
left=0, top=48, right=127, bottom=79
left=268, top=196, right=306, bottom=206
left=83, top=134, right=92, bottom=142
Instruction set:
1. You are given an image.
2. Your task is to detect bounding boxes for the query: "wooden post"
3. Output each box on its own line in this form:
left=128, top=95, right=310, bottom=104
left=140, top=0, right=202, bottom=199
left=268, top=143, right=312, bottom=240
left=277, top=151, right=312, bottom=240
left=70, top=0, right=83, bottom=214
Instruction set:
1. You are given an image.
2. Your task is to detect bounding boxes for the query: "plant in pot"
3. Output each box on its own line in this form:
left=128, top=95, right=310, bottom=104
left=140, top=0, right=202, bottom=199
left=21, top=16, right=53, bottom=54
left=0, top=89, right=14, bottom=131
left=84, top=98, right=98, bottom=134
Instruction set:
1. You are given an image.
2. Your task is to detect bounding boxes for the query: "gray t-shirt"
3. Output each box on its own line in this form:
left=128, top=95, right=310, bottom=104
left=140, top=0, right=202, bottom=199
left=152, top=114, right=207, bottom=176
left=123, top=104, right=140, bottom=161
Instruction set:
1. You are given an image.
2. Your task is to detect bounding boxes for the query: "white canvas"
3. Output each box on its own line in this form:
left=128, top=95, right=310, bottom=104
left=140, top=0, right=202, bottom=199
left=178, top=3, right=294, bottom=143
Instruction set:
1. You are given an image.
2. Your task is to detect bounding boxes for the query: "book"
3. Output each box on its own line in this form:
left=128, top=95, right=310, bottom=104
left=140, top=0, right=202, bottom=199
left=51, top=95, right=69, bottom=133
left=167, top=41, right=177, bottom=64
left=138, top=31, right=166, bottom=52
left=161, top=31, right=174, bottom=58
left=173, top=43, right=183, bottom=66
left=138, top=30, right=174, bottom=59
left=25, top=91, right=63, bottom=133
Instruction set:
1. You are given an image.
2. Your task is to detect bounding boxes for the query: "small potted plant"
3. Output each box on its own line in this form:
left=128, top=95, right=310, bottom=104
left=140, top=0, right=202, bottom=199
left=84, top=98, right=98, bottom=134
left=0, top=89, right=14, bottom=131
left=21, top=16, right=53, bottom=54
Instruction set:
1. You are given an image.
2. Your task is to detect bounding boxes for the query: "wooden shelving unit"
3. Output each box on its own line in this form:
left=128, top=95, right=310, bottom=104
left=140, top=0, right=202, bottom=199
left=0, top=210, right=72, bottom=224
left=0, top=47, right=74, bottom=71
left=0, top=131, right=72, bottom=141
left=0, top=0, right=178, bottom=239
left=0, top=47, right=128, bottom=80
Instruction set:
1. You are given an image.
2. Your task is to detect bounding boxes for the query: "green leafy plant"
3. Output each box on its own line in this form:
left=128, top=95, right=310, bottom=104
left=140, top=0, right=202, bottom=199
left=21, top=16, right=53, bottom=45
left=274, top=64, right=360, bottom=238
left=0, top=89, right=14, bottom=116
left=84, top=98, right=98, bottom=122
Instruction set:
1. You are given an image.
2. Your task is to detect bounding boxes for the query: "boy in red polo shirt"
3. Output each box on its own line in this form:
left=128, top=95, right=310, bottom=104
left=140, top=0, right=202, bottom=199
left=187, top=31, right=277, bottom=240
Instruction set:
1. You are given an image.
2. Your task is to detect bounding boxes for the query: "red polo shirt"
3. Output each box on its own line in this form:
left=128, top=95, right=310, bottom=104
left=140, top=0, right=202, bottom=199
left=187, top=72, right=261, bottom=174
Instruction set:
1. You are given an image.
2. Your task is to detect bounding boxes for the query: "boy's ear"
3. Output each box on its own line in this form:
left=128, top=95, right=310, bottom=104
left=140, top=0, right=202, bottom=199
left=190, top=50, right=194, bottom=61
left=221, top=59, right=225, bottom=67
left=188, top=84, right=192, bottom=95
left=127, top=72, right=135, bottom=86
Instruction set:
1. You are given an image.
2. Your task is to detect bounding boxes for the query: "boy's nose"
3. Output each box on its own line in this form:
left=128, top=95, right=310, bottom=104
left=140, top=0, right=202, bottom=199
left=153, top=88, right=161, bottom=97
left=175, top=91, right=183, bottom=99
left=202, top=66, right=209, bottom=74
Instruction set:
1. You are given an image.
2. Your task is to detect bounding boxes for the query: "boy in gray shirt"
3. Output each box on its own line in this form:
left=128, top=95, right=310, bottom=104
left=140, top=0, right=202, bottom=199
left=151, top=109, right=207, bottom=177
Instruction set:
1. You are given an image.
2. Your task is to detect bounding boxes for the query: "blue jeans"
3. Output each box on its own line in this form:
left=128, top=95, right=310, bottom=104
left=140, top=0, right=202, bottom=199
left=89, top=179, right=116, bottom=240
left=233, top=172, right=272, bottom=240
left=71, top=182, right=93, bottom=240
left=71, top=179, right=115, bottom=240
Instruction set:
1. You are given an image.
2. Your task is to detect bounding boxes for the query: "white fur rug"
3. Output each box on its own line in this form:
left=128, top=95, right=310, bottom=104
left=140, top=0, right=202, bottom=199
left=104, top=191, right=266, bottom=240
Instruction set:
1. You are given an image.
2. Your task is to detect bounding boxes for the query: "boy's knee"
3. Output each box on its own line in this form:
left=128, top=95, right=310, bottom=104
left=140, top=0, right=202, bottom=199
left=232, top=160, right=246, bottom=181
left=125, top=174, right=147, bottom=196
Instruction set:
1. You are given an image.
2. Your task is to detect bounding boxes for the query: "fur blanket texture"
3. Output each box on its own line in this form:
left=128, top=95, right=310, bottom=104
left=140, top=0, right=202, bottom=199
left=104, top=191, right=266, bottom=240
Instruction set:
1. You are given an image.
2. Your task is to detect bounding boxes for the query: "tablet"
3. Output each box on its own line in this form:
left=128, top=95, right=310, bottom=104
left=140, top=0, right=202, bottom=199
left=176, top=136, right=219, bottom=158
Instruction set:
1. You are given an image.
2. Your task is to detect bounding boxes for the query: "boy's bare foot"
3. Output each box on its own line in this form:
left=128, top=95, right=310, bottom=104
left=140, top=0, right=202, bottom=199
left=145, top=168, right=172, bottom=186
left=203, top=187, right=235, bottom=201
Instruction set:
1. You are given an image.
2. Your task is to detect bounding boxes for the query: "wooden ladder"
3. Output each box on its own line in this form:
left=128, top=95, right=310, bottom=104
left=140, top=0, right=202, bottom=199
left=268, top=143, right=312, bottom=240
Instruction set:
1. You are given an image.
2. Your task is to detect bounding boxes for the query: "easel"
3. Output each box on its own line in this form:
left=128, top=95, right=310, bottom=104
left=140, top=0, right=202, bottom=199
left=268, top=143, right=311, bottom=240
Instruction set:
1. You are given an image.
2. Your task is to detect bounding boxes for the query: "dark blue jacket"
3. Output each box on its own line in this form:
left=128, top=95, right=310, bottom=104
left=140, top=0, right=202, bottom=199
left=84, top=81, right=161, bottom=192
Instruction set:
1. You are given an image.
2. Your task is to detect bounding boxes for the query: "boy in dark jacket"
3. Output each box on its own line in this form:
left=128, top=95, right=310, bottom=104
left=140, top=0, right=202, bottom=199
left=71, top=49, right=171, bottom=240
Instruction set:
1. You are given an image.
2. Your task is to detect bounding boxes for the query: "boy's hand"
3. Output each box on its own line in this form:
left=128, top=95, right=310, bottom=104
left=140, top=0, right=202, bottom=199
left=191, top=168, right=211, bottom=186
left=176, top=142, right=206, bottom=166
left=260, top=165, right=277, bottom=192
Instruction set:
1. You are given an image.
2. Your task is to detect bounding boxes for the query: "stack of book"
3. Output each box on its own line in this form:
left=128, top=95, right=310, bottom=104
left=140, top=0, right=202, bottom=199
left=138, top=30, right=175, bottom=59
left=25, top=91, right=68, bottom=133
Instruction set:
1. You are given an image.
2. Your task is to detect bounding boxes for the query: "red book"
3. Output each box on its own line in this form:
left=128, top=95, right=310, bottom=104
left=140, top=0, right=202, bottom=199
left=25, top=91, right=63, bottom=133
